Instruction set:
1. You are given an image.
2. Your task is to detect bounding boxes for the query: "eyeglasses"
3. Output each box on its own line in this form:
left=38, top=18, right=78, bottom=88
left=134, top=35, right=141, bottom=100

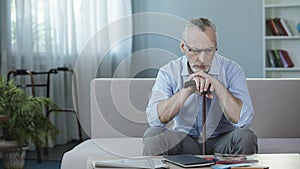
left=183, top=40, right=217, bottom=56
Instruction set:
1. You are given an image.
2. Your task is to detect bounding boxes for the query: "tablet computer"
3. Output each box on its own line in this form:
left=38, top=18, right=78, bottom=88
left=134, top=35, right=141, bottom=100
left=163, top=154, right=214, bottom=168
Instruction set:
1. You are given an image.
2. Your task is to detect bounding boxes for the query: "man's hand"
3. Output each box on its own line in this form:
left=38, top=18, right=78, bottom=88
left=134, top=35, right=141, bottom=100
left=186, top=71, right=215, bottom=99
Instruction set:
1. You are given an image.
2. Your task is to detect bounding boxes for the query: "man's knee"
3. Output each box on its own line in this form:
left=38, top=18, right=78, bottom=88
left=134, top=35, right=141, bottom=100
left=143, top=126, right=166, bottom=138
left=233, top=128, right=257, bottom=143
left=143, top=126, right=188, bottom=156
left=232, top=128, right=258, bottom=154
left=143, top=126, right=168, bottom=156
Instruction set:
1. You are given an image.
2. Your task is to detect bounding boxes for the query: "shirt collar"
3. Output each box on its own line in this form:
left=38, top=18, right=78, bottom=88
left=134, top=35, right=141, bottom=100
left=181, top=56, right=190, bottom=76
left=208, top=53, right=220, bottom=76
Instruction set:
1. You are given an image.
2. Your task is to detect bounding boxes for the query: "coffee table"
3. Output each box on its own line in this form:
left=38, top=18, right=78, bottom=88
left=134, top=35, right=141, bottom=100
left=86, top=153, right=300, bottom=169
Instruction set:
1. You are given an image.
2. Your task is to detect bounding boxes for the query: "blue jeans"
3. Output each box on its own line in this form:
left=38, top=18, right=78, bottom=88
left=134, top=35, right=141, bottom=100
left=142, top=126, right=258, bottom=155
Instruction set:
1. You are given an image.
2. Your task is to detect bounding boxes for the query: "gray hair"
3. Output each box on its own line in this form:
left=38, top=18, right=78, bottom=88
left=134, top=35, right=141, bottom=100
left=182, top=17, right=217, bottom=40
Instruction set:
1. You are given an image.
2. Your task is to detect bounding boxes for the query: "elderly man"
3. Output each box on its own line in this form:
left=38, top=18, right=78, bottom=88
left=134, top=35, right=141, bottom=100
left=143, top=17, right=257, bottom=156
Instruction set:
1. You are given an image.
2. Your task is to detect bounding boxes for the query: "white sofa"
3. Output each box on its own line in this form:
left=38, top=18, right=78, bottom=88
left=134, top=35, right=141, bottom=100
left=61, top=78, right=300, bottom=169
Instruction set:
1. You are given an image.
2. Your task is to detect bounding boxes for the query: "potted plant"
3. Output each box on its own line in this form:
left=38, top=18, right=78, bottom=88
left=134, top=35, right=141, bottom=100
left=0, top=75, right=59, bottom=168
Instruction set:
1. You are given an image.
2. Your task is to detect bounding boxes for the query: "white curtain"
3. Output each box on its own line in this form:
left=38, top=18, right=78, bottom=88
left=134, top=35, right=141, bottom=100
left=1, top=0, right=132, bottom=145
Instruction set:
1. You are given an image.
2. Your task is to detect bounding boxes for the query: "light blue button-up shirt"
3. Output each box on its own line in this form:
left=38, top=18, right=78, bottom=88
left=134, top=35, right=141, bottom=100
left=146, top=53, right=254, bottom=138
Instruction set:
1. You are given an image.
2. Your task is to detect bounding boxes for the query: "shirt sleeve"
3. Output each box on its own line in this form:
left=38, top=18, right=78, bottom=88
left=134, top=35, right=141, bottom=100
left=226, top=68, right=254, bottom=128
left=146, top=69, right=177, bottom=127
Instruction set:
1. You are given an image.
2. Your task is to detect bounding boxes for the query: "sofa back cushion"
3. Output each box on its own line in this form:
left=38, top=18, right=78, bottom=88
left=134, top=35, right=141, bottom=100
left=248, top=79, right=300, bottom=138
left=91, top=78, right=300, bottom=139
left=91, top=78, right=155, bottom=138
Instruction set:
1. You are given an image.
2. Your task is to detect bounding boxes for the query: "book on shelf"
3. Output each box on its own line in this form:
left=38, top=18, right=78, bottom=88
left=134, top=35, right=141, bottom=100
left=278, top=49, right=294, bottom=68
left=266, top=49, right=294, bottom=68
left=266, top=19, right=279, bottom=36
left=273, top=49, right=283, bottom=67
left=265, top=18, right=293, bottom=36
left=280, top=18, right=293, bottom=36
left=278, top=50, right=289, bottom=68
left=266, top=50, right=279, bottom=67
left=273, top=18, right=288, bottom=36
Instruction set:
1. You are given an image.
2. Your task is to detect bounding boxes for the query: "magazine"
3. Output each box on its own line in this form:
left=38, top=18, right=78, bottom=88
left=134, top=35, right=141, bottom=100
left=92, top=157, right=169, bottom=169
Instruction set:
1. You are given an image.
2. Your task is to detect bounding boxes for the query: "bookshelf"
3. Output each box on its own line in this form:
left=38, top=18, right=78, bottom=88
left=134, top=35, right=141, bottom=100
left=263, top=0, right=300, bottom=78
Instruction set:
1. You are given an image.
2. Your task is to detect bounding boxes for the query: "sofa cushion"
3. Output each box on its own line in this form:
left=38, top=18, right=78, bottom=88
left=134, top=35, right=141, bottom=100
left=91, top=78, right=155, bottom=138
left=61, top=138, right=143, bottom=169
left=248, top=79, right=300, bottom=138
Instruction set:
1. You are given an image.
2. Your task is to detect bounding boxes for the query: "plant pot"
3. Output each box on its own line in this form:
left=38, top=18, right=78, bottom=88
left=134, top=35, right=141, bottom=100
left=2, top=146, right=28, bottom=169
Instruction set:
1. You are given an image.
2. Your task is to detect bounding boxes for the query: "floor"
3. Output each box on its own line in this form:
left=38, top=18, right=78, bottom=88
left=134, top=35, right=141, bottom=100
left=0, top=140, right=80, bottom=169
left=26, top=140, right=81, bottom=162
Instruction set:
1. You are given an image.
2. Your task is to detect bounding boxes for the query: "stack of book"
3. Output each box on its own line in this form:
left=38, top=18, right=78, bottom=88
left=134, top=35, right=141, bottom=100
left=212, top=153, right=266, bottom=169
left=266, top=49, right=294, bottom=68
left=266, top=18, right=293, bottom=36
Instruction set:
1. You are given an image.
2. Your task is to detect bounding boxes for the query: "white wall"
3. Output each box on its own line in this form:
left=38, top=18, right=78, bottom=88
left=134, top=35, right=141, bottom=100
left=132, top=0, right=263, bottom=78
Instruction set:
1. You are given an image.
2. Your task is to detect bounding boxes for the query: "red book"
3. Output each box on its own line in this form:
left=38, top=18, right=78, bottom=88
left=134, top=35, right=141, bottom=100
left=278, top=50, right=294, bottom=67
left=277, top=49, right=288, bottom=68
left=266, top=19, right=279, bottom=36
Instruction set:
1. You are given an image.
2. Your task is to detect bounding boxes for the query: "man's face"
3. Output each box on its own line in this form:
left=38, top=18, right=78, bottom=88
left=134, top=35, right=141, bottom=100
left=180, top=26, right=217, bottom=73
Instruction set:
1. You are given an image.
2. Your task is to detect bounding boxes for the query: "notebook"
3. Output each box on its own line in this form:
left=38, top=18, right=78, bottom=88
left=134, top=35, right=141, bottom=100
left=163, top=154, right=214, bottom=168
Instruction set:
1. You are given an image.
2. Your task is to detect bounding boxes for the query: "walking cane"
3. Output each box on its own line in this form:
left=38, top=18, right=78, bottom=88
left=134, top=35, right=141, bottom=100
left=202, top=85, right=210, bottom=155
left=184, top=80, right=208, bottom=155
left=202, top=92, right=207, bottom=155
